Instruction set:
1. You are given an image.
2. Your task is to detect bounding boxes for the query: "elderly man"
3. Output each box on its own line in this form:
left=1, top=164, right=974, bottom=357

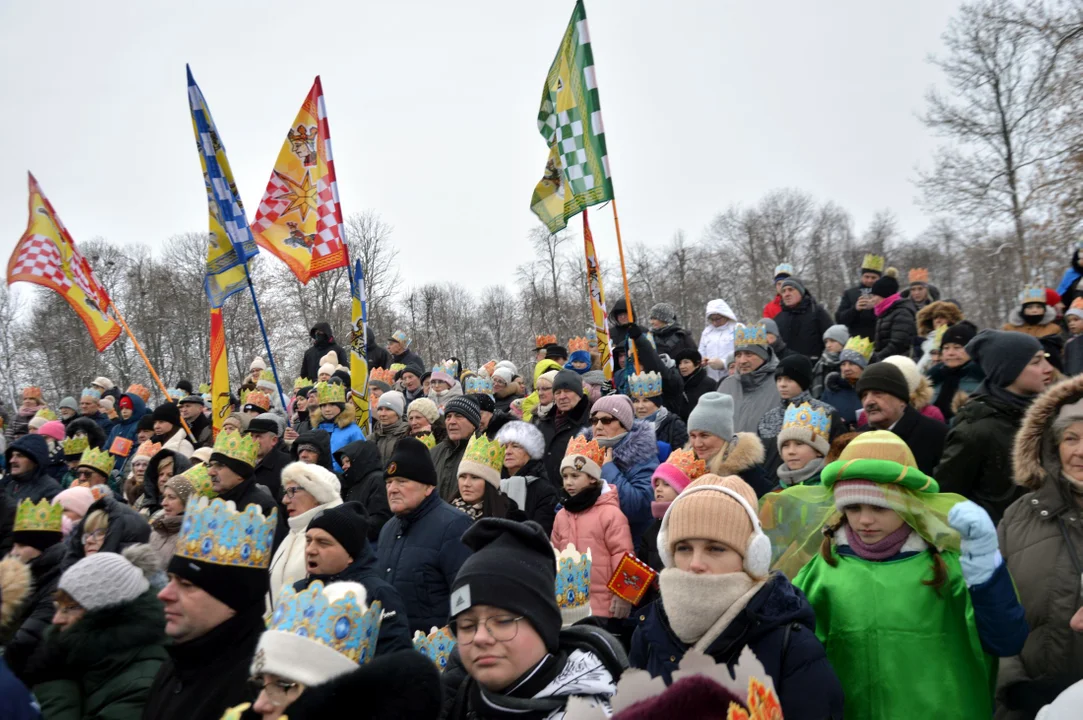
left=432, top=396, right=482, bottom=501
left=376, top=438, right=472, bottom=634
left=856, top=362, right=946, bottom=475
left=2, top=434, right=61, bottom=502
left=247, top=413, right=290, bottom=502
left=387, top=330, right=424, bottom=369
left=538, top=370, right=593, bottom=485
left=717, top=323, right=781, bottom=434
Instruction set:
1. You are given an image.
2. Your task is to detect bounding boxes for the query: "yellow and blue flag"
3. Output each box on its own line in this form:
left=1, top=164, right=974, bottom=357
left=348, top=259, right=370, bottom=433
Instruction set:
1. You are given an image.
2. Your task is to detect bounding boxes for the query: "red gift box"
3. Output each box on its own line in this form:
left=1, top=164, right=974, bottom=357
left=606, top=552, right=657, bottom=605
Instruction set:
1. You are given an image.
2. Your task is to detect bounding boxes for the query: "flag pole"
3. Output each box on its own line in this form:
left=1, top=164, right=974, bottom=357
left=609, top=198, right=640, bottom=374
left=242, top=264, right=291, bottom=425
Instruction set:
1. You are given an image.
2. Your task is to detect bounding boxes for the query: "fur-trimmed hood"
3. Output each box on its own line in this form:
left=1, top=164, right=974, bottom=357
left=705, top=432, right=765, bottom=475
left=1006, top=305, right=1057, bottom=328
left=1013, top=373, right=1083, bottom=489
left=916, top=300, right=964, bottom=336
left=581, top=419, right=658, bottom=471
left=911, top=376, right=934, bottom=411
left=0, top=556, right=31, bottom=630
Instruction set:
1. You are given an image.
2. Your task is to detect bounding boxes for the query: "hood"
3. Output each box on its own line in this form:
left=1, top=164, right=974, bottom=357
left=705, top=432, right=765, bottom=475
left=916, top=300, right=965, bottom=336
left=320, top=402, right=358, bottom=429
left=608, top=297, right=635, bottom=325
left=310, top=321, right=335, bottom=348
left=65, top=416, right=106, bottom=449
left=1007, top=305, right=1057, bottom=327
left=582, top=419, right=657, bottom=470
left=365, top=325, right=379, bottom=352
left=337, top=439, right=384, bottom=488
left=6, top=432, right=50, bottom=469
left=705, top=298, right=737, bottom=323
left=46, top=590, right=166, bottom=671
left=291, top=428, right=334, bottom=471
left=144, top=448, right=193, bottom=506
left=117, top=392, right=149, bottom=425
left=1013, top=373, right=1083, bottom=490
left=533, top=358, right=563, bottom=384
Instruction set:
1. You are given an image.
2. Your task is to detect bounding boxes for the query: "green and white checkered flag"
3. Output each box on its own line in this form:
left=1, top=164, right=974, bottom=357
left=530, top=0, right=614, bottom=233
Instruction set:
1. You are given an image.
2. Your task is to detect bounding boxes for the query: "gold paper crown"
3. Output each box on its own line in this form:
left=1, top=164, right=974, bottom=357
left=908, top=268, right=929, bottom=284
left=134, top=440, right=162, bottom=460
left=78, top=447, right=115, bottom=476
left=535, top=334, right=557, bottom=349
left=126, top=384, right=151, bottom=402
left=554, top=543, right=592, bottom=611
left=22, top=386, right=43, bottom=402
left=259, top=369, right=275, bottom=384
left=930, top=325, right=948, bottom=350
left=33, top=408, right=57, bottom=421
left=662, top=448, right=707, bottom=483
left=175, top=497, right=277, bottom=570
left=734, top=323, right=768, bottom=347
left=316, top=382, right=346, bottom=405
left=212, top=431, right=259, bottom=468
left=1071, top=297, right=1083, bottom=311
left=861, top=254, right=885, bottom=273
left=241, top=390, right=271, bottom=411
left=176, top=463, right=217, bottom=499
left=198, top=383, right=211, bottom=394
left=565, top=434, right=606, bottom=468
left=1020, top=286, right=1047, bottom=305
left=842, top=335, right=874, bottom=360
left=462, top=434, right=506, bottom=474
left=62, top=435, right=89, bottom=456
left=15, top=498, right=63, bottom=534
left=294, top=376, right=315, bottom=390
left=568, top=337, right=591, bottom=352
left=369, top=368, right=395, bottom=385
left=416, top=432, right=437, bottom=450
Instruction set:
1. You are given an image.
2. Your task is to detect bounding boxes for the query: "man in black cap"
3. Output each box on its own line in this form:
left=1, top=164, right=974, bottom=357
left=376, top=438, right=473, bottom=634
left=935, top=330, right=1053, bottom=524
left=293, top=501, right=412, bottom=655
left=442, top=518, right=626, bottom=719
left=537, top=370, right=592, bottom=486
left=247, top=413, right=290, bottom=502
left=757, top=354, right=844, bottom=478
left=398, top=365, right=426, bottom=404
left=775, top=278, right=836, bottom=361
left=432, top=396, right=482, bottom=502
left=856, top=361, right=946, bottom=475
left=544, top=344, right=569, bottom=366
left=206, top=432, right=286, bottom=549
left=178, top=395, right=212, bottom=448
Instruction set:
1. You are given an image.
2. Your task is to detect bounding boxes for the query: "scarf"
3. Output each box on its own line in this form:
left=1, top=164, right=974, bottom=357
left=451, top=496, right=485, bottom=521
left=1022, top=312, right=1044, bottom=326
left=874, top=293, right=902, bottom=317
left=821, top=350, right=840, bottom=365
left=559, top=482, right=603, bottom=513
left=658, top=569, right=765, bottom=648
left=982, top=381, right=1035, bottom=412
left=151, top=511, right=184, bottom=535
left=933, top=363, right=965, bottom=419
left=651, top=500, right=671, bottom=519
left=843, top=522, right=912, bottom=560
left=649, top=405, right=670, bottom=429
left=596, top=431, right=627, bottom=448
left=468, top=647, right=615, bottom=719
left=535, top=403, right=554, bottom=420
left=760, top=391, right=812, bottom=438
left=776, top=457, right=825, bottom=488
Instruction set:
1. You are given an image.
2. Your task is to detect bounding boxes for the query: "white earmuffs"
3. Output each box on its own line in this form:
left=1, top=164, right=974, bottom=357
left=657, top=484, right=772, bottom=579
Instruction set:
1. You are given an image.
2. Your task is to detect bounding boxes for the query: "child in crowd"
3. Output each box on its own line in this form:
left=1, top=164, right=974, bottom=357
left=776, top=402, right=830, bottom=488
left=640, top=448, right=705, bottom=573
left=1064, top=298, right=1083, bottom=375
left=811, top=324, right=849, bottom=398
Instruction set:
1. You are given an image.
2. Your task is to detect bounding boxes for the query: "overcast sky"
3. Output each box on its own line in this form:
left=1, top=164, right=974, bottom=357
left=0, top=1, right=962, bottom=293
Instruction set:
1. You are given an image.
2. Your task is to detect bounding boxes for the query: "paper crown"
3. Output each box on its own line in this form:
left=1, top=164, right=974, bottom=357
left=294, top=376, right=315, bottom=390
left=861, top=254, right=886, bottom=273
left=81, top=387, right=102, bottom=400
left=134, top=440, right=162, bottom=460
left=464, top=375, right=493, bottom=395
left=15, top=498, right=63, bottom=534
left=177, top=463, right=217, bottom=499
left=628, top=371, right=663, bottom=399
left=368, top=368, right=395, bottom=385
left=842, top=335, right=874, bottom=360
left=198, top=383, right=211, bottom=395
left=554, top=544, right=592, bottom=623
left=78, top=447, right=115, bottom=476
left=773, top=262, right=794, bottom=277
left=22, top=386, right=43, bottom=402
left=568, top=337, right=591, bottom=353
left=535, top=334, right=557, bottom=349
left=268, top=581, right=382, bottom=667
left=416, top=432, right=437, bottom=450
left=33, top=408, right=57, bottom=421
left=241, top=390, right=271, bottom=411
left=390, top=330, right=410, bottom=346
left=565, top=435, right=606, bottom=468
left=462, top=434, right=506, bottom=474
left=1071, top=297, right=1083, bottom=311
left=388, top=363, right=406, bottom=374
left=316, top=382, right=346, bottom=405
left=62, top=435, right=89, bottom=457
left=126, top=384, right=151, bottom=402
left=167, top=388, right=186, bottom=401
left=929, top=325, right=948, bottom=351
left=412, top=626, right=456, bottom=671
left=735, top=323, right=768, bottom=347
left=1020, top=286, right=1047, bottom=305
left=782, top=402, right=831, bottom=442
left=212, top=430, right=259, bottom=468
left=258, top=369, right=276, bottom=385
left=175, top=497, right=277, bottom=570
left=908, top=268, right=929, bottom=284
left=663, top=447, right=707, bottom=483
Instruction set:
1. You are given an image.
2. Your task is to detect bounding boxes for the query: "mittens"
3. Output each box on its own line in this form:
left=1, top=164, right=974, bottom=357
left=948, top=500, right=1002, bottom=586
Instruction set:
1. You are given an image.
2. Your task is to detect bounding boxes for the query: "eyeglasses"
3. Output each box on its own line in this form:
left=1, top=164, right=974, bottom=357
left=451, top=615, right=525, bottom=645
left=75, top=470, right=95, bottom=479
left=283, top=486, right=308, bottom=498
left=53, top=601, right=83, bottom=616
left=85, top=529, right=107, bottom=541
left=591, top=416, right=619, bottom=426
left=248, top=677, right=300, bottom=706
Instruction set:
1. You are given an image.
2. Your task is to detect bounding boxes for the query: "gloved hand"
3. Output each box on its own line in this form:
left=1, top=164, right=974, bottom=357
left=610, top=596, right=632, bottom=619
left=948, top=500, right=1002, bottom=586
left=623, top=323, right=642, bottom=340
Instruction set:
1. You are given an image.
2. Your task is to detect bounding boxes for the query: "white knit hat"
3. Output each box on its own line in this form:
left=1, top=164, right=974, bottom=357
left=250, top=357, right=267, bottom=372
left=59, top=552, right=149, bottom=611
left=91, top=376, right=114, bottom=391
left=281, top=461, right=341, bottom=505
left=493, top=367, right=514, bottom=384
left=495, top=421, right=546, bottom=460
left=496, top=360, right=518, bottom=377
left=319, top=363, right=337, bottom=378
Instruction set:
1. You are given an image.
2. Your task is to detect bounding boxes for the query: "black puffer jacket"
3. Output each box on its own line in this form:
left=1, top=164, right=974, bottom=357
left=143, top=449, right=192, bottom=515
left=775, top=291, right=835, bottom=361
left=300, top=322, right=350, bottom=383
left=651, top=323, right=697, bottom=361
left=538, top=394, right=592, bottom=489
left=64, top=496, right=151, bottom=568
left=499, top=458, right=558, bottom=536
left=290, top=429, right=335, bottom=472
left=678, top=366, right=716, bottom=422
left=366, top=326, right=391, bottom=371
left=835, top=285, right=878, bottom=340
left=335, top=439, right=392, bottom=544
left=653, top=409, right=688, bottom=455
left=871, top=297, right=917, bottom=362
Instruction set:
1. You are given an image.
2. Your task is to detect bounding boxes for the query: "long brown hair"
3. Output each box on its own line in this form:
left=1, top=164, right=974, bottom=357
left=820, top=516, right=947, bottom=594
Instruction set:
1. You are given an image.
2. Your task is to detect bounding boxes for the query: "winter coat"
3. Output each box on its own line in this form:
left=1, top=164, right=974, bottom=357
left=677, top=366, right=716, bottom=422
left=148, top=511, right=183, bottom=569
left=289, top=429, right=335, bottom=472
left=491, top=381, right=520, bottom=414
left=757, top=393, right=844, bottom=480
left=821, top=371, right=862, bottom=427
left=390, top=348, right=425, bottom=371
left=499, top=458, right=558, bottom=536
left=65, top=496, right=150, bottom=567
left=432, top=437, right=469, bottom=503
left=156, top=427, right=194, bottom=459
left=875, top=404, right=945, bottom=477
left=317, top=406, right=365, bottom=474
left=370, top=420, right=409, bottom=467
left=300, top=321, right=350, bottom=383
left=608, top=298, right=645, bottom=351
left=32, top=591, right=167, bottom=720
left=717, top=350, right=781, bottom=434
left=143, top=609, right=264, bottom=720
left=703, top=431, right=771, bottom=497
left=0, top=543, right=66, bottom=678
left=268, top=497, right=344, bottom=605
left=0, top=491, right=13, bottom=558
left=651, top=323, right=697, bottom=361
left=250, top=444, right=290, bottom=503
left=293, top=545, right=413, bottom=657
left=1065, top=334, right=1083, bottom=377
left=2, top=434, right=61, bottom=502
left=551, top=483, right=635, bottom=618
left=871, top=296, right=917, bottom=362
left=928, top=360, right=986, bottom=423
left=580, top=421, right=657, bottom=542
left=365, top=326, right=391, bottom=371
left=375, top=490, right=473, bottom=634
left=5, top=408, right=36, bottom=444
left=184, top=412, right=213, bottom=449
left=763, top=294, right=783, bottom=320
left=935, top=385, right=1029, bottom=526
left=217, top=474, right=287, bottom=552
left=995, top=373, right=1083, bottom=718
left=651, top=408, right=688, bottom=457
left=0, top=656, right=39, bottom=720
left=82, top=411, right=114, bottom=435
left=142, top=449, right=192, bottom=515
left=835, top=284, right=878, bottom=340
left=629, top=573, right=844, bottom=720
left=774, top=292, right=834, bottom=361
left=103, top=392, right=149, bottom=470
left=699, top=299, right=738, bottom=383
left=336, top=440, right=392, bottom=544
left=538, top=394, right=593, bottom=489
left=810, top=353, right=840, bottom=400
left=1002, top=306, right=1063, bottom=339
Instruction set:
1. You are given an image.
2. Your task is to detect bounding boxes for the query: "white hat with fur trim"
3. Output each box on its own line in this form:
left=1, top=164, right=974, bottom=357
left=281, top=461, right=341, bottom=505
left=495, top=421, right=545, bottom=460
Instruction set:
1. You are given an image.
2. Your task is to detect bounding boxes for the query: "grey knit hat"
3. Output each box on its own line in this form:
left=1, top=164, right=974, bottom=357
left=59, top=552, right=149, bottom=611
left=686, top=392, right=735, bottom=441
left=823, top=324, right=850, bottom=347
left=59, top=396, right=79, bottom=412
left=649, top=302, right=679, bottom=327
left=760, top=318, right=780, bottom=338
left=966, top=330, right=1042, bottom=388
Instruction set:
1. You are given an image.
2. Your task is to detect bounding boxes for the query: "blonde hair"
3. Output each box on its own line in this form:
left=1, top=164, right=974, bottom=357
left=84, top=509, right=109, bottom=535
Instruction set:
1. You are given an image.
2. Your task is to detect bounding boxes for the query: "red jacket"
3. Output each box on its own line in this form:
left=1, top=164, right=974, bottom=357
left=763, top=295, right=783, bottom=319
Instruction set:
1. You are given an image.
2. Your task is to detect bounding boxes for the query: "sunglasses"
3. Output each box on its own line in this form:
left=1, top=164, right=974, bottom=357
left=591, top=415, right=619, bottom=426
left=75, top=469, right=95, bottom=478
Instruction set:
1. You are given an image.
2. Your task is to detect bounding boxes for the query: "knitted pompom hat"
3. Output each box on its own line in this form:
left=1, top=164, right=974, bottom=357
left=59, top=552, right=149, bottom=611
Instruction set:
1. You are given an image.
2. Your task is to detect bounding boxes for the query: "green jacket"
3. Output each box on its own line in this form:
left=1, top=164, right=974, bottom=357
left=32, top=591, right=168, bottom=720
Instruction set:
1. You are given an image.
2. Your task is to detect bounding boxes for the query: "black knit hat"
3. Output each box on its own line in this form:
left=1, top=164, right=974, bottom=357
left=151, top=402, right=180, bottom=426
left=176, top=380, right=194, bottom=395
left=137, top=415, right=156, bottom=433
left=870, top=275, right=899, bottom=298
left=776, top=354, right=813, bottom=391
left=308, top=501, right=369, bottom=560
left=12, top=528, right=62, bottom=551
left=552, top=369, right=583, bottom=395
left=451, top=518, right=561, bottom=653
left=384, top=437, right=438, bottom=486
left=332, top=369, right=351, bottom=387
left=444, top=396, right=481, bottom=430
left=674, top=348, right=702, bottom=365
left=399, top=365, right=424, bottom=381
left=966, top=329, right=1042, bottom=388
left=168, top=552, right=268, bottom=613
left=545, top=344, right=568, bottom=361
left=855, top=362, right=910, bottom=403
left=467, top=393, right=496, bottom=414
left=940, top=321, right=978, bottom=349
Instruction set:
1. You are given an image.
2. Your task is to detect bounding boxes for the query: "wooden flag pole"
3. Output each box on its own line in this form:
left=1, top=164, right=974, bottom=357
left=610, top=198, right=640, bottom=374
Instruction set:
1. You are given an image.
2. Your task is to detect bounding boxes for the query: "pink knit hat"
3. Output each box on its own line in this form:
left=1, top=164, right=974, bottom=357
left=37, top=420, right=67, bottom=442
left=651, top=448, right=707, bottom=494
left=53, top=486, right=95, bottom=519
left=590, top=394, right=635, bottom=431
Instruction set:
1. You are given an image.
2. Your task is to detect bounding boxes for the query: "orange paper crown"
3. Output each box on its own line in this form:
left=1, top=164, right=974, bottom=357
left=242, top=390, right=271, bottom=412
left=908, top=268, right=929, bottom=284
left=535, top=334, right=557, bottom=349
left=567, top=337, right=591, bottom=352
left=564, top=434, right=606, bottom=468
left=369, top=368, right=395, bottom=385
left=126, top=384, right=152, bottom=403
left=663, top=448, right=707, bottom=483
left=1071, top=297, right=1083, bottom=311
left=22, top=386, right=43, bottom=402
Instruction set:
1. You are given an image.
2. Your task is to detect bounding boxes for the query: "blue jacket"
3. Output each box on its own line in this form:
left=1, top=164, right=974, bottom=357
left=963, top=560, right=1029, bottom=657
left=375, top=491, right=473, bottom=634
left=629, top=573, right=844, bottom=720
left=294, top=542, right=414, bottom=657
left=821, top=371, right=862, bottom=427
left=318, top=419, right=366, bottom=473
left=83, top=410, right=114, bottom=435
left=583, top=420, right=656, bottom=543
left=103, top=392, right=148, bottom=471
left=0, top=657, right=40, bottom=720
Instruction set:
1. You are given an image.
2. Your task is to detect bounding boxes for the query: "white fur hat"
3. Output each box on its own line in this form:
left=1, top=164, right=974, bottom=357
left=495, top=421, right=546, bottom=460
left=281, top=461, right=341, bottom=505
left=493, top=367, right=514, bottom=384
left=495, top=360, right=518, bottom=377
left=882, top=355, right=921, bottom=395
left=250, top=357, right=267, bottom=372
left=319, top=351, right=339, bottom=368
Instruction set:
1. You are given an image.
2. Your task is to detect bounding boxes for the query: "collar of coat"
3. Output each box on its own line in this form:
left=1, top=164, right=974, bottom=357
left=706, top=432, right=765, bottom=475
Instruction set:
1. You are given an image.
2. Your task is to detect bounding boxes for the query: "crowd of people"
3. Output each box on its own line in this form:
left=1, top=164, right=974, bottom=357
left=1, top=253, right=1082, bottom=719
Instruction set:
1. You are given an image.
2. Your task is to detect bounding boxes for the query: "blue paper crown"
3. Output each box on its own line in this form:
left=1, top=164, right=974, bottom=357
left=80, top=387, right=102, bottom=400
left=413, top=626, right=457, bottom=671
left=167, top=388, right=186, bottom=401
left=774, top=262, right=794, bottom=277
left=1019, top=286, right=1046, bottom=305
left=465, top=375, right=493, bottom=395
left=175, top=497, right=277, bottom=570
left=269, top=581, right=382, bottom=666
left=628, top=371, right=663, bottom=399
left=782, top=402, right=831, bottom=441
left=735, top=323, right=768, bottom=347
left=555, top=545, right=591, bottom=612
